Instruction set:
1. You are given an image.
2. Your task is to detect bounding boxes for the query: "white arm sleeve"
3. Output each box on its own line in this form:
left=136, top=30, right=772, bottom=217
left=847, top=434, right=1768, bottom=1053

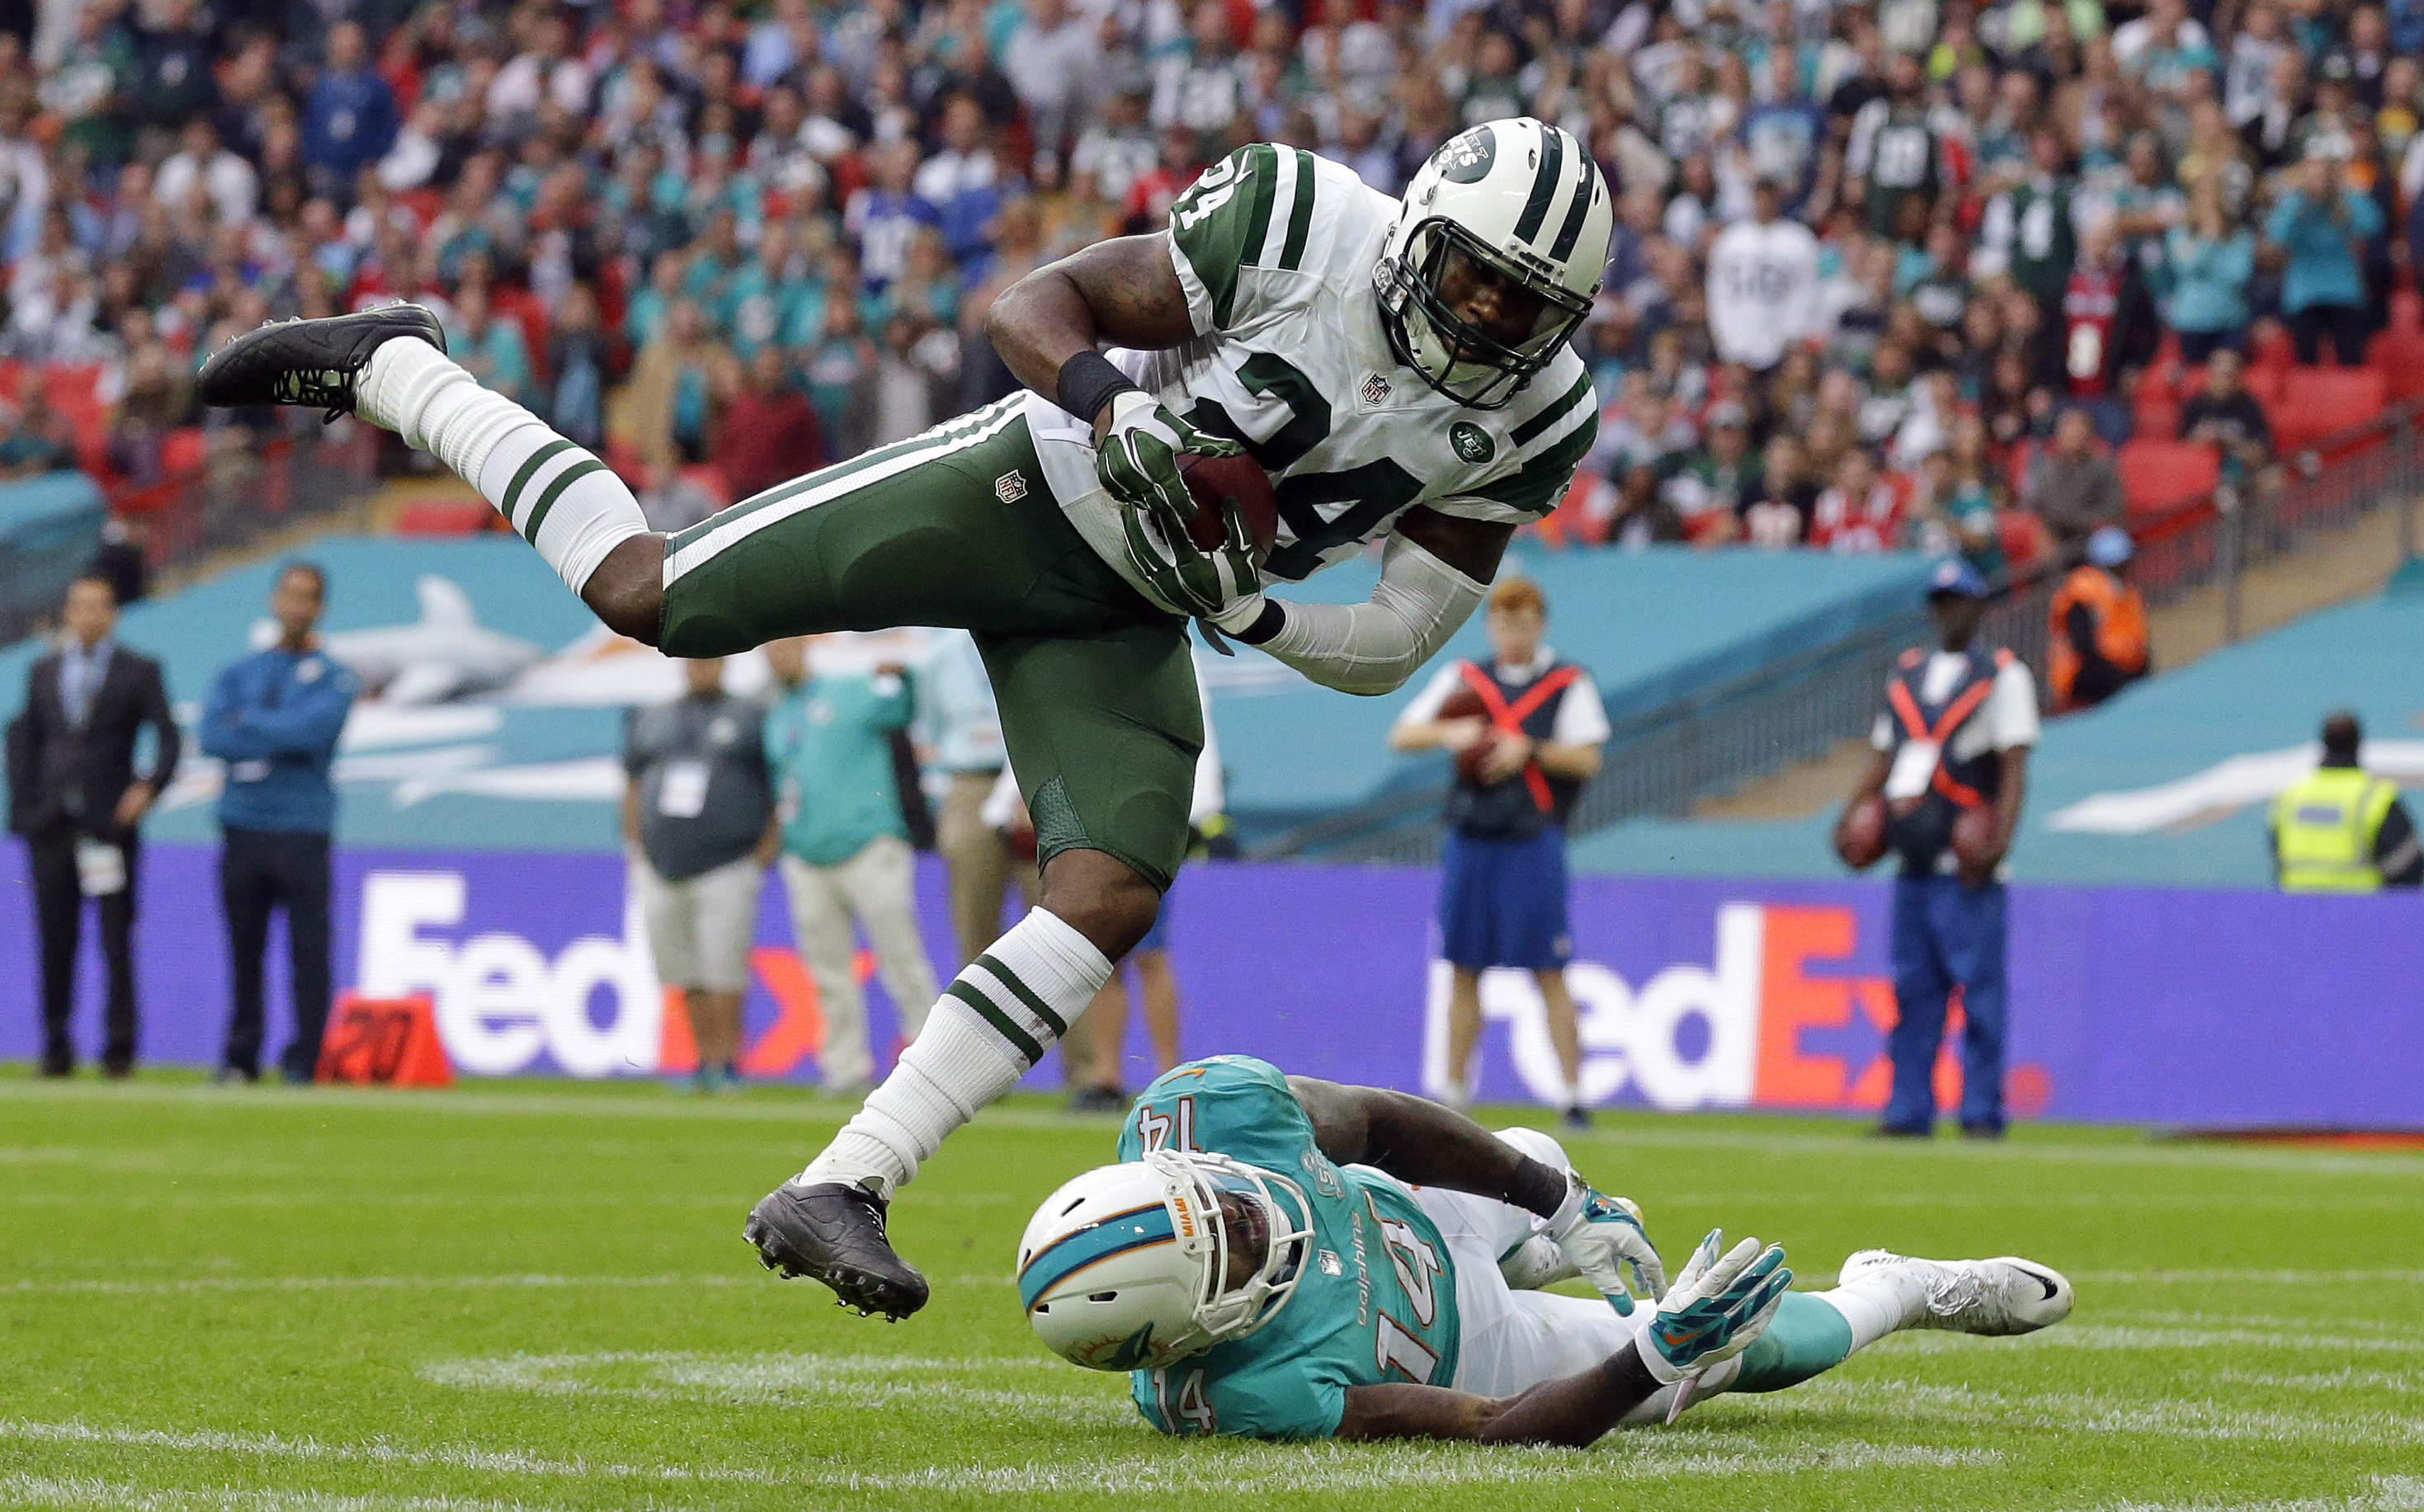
left=1252, top=532, right=1488, bottom=697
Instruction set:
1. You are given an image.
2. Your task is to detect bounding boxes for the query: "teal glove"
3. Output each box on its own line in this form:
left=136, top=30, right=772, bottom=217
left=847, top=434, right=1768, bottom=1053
left=1639, top=1229, right=1793, bottom=1385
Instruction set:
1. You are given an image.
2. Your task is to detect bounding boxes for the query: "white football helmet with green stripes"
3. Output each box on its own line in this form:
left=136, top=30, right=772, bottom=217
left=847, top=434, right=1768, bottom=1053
left=1379, top=117, right=1612, bottom=409
left=1017, top=1149, right=1313, bottom=1372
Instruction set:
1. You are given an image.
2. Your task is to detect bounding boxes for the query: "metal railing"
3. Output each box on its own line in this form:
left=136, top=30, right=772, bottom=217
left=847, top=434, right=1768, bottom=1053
left=130, top=421, right=383, bottom=577
left=1257, top=400, right=2424, bottom=864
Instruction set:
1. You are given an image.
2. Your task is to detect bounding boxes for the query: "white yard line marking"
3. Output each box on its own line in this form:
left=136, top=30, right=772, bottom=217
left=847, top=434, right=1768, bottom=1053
left=8, top=1081, right=2421, bottom=1177
left=1, top=1412, right=1999, bottom=1496
left=1788, top=1378, right=2424, bottom=1448
left=2218, top=1368, right=2424, bottom=1394
left=2033, top=1474, right=2424, bottom=1512
left=2073, top=1269, right=2424, bottom=1286
left=0, top=1421, right=784, bottom=1487
left=0, top=1473, right=614, bottom=1512
left=6, top=1271, right=1012, bottom=1298
left=1871, top=1322, right=2424, bottom=1356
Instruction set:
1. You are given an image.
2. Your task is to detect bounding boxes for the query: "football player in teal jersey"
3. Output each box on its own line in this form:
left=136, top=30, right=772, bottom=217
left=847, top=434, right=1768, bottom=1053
left=1018, top=1057, right=2073, bottom=1444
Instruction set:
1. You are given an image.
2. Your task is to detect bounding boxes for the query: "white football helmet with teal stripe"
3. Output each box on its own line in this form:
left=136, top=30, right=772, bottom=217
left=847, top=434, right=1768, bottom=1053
left=1017, top=1149, right=1313, bottom=1372
left=1379, top=117, right=1612, bottom=409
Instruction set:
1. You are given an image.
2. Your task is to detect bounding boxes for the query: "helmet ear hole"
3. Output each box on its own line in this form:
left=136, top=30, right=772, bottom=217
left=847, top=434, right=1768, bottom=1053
left=1089, top=1291, right=1119, bottom=1302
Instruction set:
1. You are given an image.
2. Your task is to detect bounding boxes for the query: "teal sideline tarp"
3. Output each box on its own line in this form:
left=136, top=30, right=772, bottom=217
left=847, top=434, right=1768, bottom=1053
left=1572, top=571, right=2424, bottom=889
left=2, top=533, right=1940, bottom=853
left=1218, top=542, right=1934, bottom=830
left=0, top=472, right=105, bottom=629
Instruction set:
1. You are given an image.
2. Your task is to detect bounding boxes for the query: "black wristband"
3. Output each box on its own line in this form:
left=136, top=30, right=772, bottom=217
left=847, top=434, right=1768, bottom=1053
left=1229, top=599, right=1286, bottom=645
left=1509, top=1156, right=1572, bottom=1220
left=1056, top=351, right=1144, bottom=426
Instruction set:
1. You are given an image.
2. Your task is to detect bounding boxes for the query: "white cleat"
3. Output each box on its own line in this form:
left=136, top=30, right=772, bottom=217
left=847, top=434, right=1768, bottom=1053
left=1838, top=1250, right=2074, bottom=1336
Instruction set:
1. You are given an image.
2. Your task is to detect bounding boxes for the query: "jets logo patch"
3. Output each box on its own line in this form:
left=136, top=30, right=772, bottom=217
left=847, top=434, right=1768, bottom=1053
left=995, top=470, right=1027, bottom=503
left=1450, top=422, right=1495, bottom=464
left=1437, top=125, right=1497, bottom=184
left=1361, top=373, right=1392, bottom=404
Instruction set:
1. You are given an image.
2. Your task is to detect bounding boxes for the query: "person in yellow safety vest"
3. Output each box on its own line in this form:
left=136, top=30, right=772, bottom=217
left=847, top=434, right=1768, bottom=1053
left=2268, top=711, right=2422, bottom=892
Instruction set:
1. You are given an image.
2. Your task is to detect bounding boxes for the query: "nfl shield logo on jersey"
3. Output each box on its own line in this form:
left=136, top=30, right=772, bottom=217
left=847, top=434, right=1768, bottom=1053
left=995, top=470, right=1027, bottom=503
left=1450, top=422, right=1495, bottom=464
left=1360, top=373, right=1392, bottom=405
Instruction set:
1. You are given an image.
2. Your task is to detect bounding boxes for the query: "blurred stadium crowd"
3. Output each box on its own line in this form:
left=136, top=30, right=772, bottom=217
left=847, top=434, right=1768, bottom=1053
left=0, top=0, right=2420, bottom=578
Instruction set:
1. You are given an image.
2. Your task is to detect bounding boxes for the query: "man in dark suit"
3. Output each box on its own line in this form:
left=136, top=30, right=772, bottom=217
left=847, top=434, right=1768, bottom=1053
left=6, top=576, right=181, bottom=1076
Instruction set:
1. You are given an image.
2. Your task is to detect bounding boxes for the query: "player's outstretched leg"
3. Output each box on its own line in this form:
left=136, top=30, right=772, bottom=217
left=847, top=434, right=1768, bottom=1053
left=1710, top=1250, right=2073, bottom=1403
left=196, top=306, right=663, bottom=638
left=745, top=849, right=1149, bottom=1318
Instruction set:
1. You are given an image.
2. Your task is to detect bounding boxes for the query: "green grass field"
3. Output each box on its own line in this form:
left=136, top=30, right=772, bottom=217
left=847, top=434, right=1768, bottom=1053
left=5, top=1072, right=2422, bottom=1512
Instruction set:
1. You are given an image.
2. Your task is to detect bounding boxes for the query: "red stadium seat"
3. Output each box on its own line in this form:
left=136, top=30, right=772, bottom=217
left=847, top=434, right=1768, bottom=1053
left=2116, top=439, right=2222, bottom=517
left=394, top=497, right=498, bottom=536
left=2133, top=393, right=2179, bottom=441
left=2373, top=333, right=2424, bottom=403
left=161, top=427, right=208, bottom=477
left=1997, top=509, right=2053, bottom=577
left=2392, top=290, right=2422, bottom=337
left=2268, top=366, right=2387, bottom=455
left=2247, top=323, right=2295, bottom=375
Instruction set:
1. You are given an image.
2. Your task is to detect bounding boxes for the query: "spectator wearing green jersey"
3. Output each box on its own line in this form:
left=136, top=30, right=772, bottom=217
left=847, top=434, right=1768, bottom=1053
left=763, top=637, right=942, bottom=1100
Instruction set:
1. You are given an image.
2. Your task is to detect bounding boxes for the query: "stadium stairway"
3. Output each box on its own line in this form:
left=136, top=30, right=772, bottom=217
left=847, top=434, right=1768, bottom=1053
left=1222, top=545, right=1933, bottom=853
left=1686, top=490, right=2421, bottom=831
left=1569, top=549, right=2424, bottom=888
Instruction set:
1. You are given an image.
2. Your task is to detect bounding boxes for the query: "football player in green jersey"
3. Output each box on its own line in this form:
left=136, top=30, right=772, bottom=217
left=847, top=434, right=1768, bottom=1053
left=197, top=120, right=1611, bottom=1323
left=1018, top=1057, right=2074, bottom=1444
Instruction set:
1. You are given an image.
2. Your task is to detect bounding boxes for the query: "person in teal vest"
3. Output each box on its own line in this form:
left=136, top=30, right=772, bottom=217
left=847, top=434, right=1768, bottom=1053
left=2268, top=711, right=2421, bottom=892
left=1016, top=1056, right=2073, bottom=1444
left=763, top=637, right=944, bottom=1097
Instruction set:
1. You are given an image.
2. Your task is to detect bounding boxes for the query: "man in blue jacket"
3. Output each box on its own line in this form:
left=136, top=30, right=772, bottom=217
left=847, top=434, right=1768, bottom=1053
left=200, top=562, right=357, bottom=1084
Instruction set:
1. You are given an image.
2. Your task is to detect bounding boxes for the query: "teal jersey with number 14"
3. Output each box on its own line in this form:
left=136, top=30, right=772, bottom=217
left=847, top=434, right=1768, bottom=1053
left=1114, top=1056, right=1462, bottom=1439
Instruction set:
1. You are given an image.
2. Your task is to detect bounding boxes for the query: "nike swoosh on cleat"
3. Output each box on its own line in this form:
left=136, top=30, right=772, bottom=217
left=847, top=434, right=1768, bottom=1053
left=2032, top=1273, right=2060, bottom=1300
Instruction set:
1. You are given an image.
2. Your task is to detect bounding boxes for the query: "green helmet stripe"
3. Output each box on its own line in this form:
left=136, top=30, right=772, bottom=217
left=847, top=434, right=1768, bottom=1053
left=1513, top=125, right=1563, bottom=246
left=1548, top=141, right=1596, bottom=261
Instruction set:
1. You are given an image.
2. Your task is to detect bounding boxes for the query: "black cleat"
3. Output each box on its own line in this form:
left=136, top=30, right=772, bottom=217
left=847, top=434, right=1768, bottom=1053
left=196, top=303, right=447, bottom=419
left=744, top=1180, right=930, bottom=1320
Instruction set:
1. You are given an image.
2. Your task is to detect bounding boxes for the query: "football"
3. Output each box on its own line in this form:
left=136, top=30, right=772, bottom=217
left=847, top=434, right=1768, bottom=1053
left=1434, top=685, right=1495, bottom=784
left=1177, top=451, right=1280, bottom=562
left=1952, top=803, right=2001, bottom=875
left=1835, top=793, right=1888, bottom=869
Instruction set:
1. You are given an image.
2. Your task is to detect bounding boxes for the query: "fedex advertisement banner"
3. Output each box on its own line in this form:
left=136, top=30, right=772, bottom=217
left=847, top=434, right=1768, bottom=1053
left=6, top=843, right=2422, bottom=1128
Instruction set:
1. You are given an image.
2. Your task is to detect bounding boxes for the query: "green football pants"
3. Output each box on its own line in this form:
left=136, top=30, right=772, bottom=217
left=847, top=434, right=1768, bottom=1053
left=658, top=396, right=1202, bottom=892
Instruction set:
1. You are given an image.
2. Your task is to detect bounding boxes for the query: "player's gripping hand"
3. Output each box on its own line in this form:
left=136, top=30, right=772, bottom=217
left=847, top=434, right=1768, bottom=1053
left=1095, top=390, right=1242, bottom=525
left=1638, top=1229, right=1793, bottom=1385
left=1547, top=1177, right=1667, bottom=1315
left=1096, top=393, right=1260, bottom=618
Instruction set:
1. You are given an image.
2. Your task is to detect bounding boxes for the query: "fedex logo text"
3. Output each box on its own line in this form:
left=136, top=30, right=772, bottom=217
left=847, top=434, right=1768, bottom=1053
left=1423, top=902, right=2048, bottom=1115
left=354, top=871, right=663, bottom=1076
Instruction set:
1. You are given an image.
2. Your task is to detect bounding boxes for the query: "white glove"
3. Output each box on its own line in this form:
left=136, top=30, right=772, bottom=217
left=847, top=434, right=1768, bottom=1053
left=1637, top=1228, right=1794, bottom=1386
left=1546, top=1176, right=1667, bottom=1316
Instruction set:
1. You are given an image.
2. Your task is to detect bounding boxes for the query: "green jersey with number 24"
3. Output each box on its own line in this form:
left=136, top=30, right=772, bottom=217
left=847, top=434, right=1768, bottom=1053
left=1114, top=1056, right=1462, bottom=1439
left=1022, top=144, right=1601, bottom=607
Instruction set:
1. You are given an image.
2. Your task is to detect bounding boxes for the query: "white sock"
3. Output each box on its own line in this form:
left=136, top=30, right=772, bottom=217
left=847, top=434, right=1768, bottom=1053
left=801, top=907, right=1112, bottom=1199
left=356, top=336, right=646, bottom=594
left=1815, top=1274, right=1918, bottom=1351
